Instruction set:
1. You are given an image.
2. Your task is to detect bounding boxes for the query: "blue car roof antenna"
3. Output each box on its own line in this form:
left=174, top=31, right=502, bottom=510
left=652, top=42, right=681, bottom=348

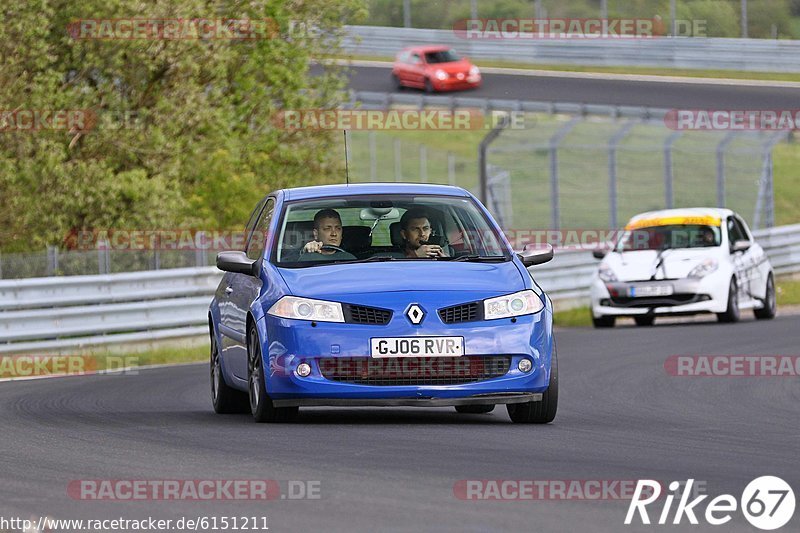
left=343, top=130, right=350, bottom=187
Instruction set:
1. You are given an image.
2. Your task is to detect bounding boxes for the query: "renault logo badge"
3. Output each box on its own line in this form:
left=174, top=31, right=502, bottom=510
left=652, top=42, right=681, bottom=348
left=406, top=304, right=425, bottom=325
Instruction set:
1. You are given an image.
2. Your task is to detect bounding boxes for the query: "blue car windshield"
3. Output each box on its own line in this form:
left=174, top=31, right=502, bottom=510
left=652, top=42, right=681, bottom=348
left=272, top=194, right=511, bottom=267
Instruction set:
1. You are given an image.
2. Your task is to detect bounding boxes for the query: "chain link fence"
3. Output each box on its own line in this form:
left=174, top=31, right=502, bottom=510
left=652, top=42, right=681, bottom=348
left=1, top=96, right=790, bottom=279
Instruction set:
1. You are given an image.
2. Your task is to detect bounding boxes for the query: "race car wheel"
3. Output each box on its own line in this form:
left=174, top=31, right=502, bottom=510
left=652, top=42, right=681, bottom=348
left=455, top=405, right=495, bottom=414
left=507, top=347, right=558, bottom=424
left=392, top=73, right=403, bottom=90
left=248, top=325, right=299, bottom=423
left=592, top=314, right=615, bottom=328
left=210, top=330, right=250, bottom=414
left=754, top=273, right=777, bottom=320
left=717, top=277, right=741, bottom=323
left=634, top=315, right=655, bottom=326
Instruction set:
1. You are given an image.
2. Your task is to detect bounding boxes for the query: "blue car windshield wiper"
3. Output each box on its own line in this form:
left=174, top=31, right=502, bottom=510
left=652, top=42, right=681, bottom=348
left=449, top=254, right=506, bottom=262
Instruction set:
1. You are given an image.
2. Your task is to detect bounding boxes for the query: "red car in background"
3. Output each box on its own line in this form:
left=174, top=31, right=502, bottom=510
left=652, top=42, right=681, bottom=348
left=392, top=45, right=481, bottom=93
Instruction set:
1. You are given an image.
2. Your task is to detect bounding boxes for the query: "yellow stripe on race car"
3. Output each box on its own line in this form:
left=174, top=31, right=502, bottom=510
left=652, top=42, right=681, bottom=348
left=625, top=215, right=722, bottom=230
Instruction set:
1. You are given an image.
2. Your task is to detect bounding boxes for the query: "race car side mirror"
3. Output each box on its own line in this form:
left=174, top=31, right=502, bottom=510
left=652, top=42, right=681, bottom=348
left=732, top=240, right=752, bottom=253
left=519, top=243, right=554, bottom=266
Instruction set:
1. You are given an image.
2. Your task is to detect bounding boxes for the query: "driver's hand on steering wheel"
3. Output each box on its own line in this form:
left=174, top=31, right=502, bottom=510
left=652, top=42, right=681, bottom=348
left=302, top=240, right=324, bottom=253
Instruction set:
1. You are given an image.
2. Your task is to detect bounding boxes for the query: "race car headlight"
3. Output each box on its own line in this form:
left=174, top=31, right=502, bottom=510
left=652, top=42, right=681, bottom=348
left=267, top=296, right=344, bottom=323
left=483, top=290, right=543, bottom=320
left=434, top=69, right=448, bottom=80
left=688, top=258, right=718, bottom=278
left=469, top=66, right=480, bottom=77
left=598, top=264, right=618, bottom=282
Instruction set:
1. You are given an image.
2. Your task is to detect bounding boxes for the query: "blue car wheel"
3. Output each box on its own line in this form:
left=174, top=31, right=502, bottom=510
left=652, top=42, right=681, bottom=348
left=210, top=329, right=249, bottom=414
left=248, top=325, right=298, bottom=423
left=507, top=345, right=558, bottom=424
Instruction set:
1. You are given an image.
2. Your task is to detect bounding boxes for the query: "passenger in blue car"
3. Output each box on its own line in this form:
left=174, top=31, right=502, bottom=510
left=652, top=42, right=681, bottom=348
left=399, top=208, right=449, bottom=258
left=301, top=209, right=356, bottom=260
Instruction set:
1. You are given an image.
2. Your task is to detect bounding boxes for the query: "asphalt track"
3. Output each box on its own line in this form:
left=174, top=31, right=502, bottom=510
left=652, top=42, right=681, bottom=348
left=1, top=315, right=798, bottom=532
left=341, top=64, right=800, bottom=109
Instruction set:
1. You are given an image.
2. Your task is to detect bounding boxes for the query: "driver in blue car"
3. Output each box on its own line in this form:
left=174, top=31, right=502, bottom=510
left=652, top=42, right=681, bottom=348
left=301, top=209, right=356, bottom=260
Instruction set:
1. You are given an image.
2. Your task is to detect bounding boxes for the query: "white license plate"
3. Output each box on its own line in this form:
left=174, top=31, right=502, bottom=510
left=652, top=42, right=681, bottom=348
left=370, top=337, right=464, bottom=358
left=629, top=285, right=673, bottom=297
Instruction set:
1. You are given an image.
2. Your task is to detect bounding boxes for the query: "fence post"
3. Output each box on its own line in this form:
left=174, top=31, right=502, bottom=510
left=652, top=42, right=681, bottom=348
left=46, top=246, right=56, bottom=276
left=548, top=116, right=582, bottom=231
left=195, top=231, right=206, bottom=267
left=419, top=144, right=427, bottom=183
left=754, top=131, right=787, bottom=229
left=741, top=0, right=748, bottom=38
left=479, top=113, right=510, bottom=206
left=663, top=131, right=682, bottom=208
left=403, top=0, right=411, bottom=28
left=369, top=131, right=377, bottom=181
left=97, top=241, right=109, bottom=274
left=447, top=152, right=456, bottom=185
left=608, top=121, right=637, bottom=229
left=394, top=138, right=402, bottom=182
left=716, top=132, right=737, bottom=208
left=0, top=250, right=3, bottom=279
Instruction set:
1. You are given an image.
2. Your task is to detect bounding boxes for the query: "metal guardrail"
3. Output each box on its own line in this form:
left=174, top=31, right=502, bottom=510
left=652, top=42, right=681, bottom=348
left=347, top=90, right=669, bottom=118
left=1, top=223, right=799, bottom=352
left=343, top=25, right=800, bottom=73
left=0, top=267, right=221, bottom=353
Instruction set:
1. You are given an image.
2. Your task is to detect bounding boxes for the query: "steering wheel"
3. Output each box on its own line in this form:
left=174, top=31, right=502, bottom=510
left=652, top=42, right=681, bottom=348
left=299, top=243, right=348, bottom=255
left=319, top=244, right=348, bottom=254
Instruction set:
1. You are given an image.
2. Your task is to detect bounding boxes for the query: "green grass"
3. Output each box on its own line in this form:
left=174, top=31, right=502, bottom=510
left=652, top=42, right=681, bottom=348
left=772, top=143, right=800, bottom=226
left=336, top=53, right=800, bottom=83
left=777, top=278, right=800, bottom=306
left=552, top=306, right=592, bottom=327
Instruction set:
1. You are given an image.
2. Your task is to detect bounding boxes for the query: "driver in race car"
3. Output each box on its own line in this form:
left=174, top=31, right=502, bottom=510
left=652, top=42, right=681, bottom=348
left=301, top=209, right=356, bottom=260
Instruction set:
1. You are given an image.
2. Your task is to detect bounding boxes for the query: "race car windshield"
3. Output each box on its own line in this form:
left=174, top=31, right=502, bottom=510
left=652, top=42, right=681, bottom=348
left=616, top=224, right=722, bottom=251
left=424, top=50, right=460, bottom=63
left=272, top=194, right=510, bottom=268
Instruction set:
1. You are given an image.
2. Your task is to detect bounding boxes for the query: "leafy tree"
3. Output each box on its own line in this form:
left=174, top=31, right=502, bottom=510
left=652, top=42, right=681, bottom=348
left=0, top=0, right=366, bottom=252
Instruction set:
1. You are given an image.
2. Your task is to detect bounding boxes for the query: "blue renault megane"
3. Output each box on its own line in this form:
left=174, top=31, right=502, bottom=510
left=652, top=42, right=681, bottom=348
left=208, top=183, right=557, bottom=423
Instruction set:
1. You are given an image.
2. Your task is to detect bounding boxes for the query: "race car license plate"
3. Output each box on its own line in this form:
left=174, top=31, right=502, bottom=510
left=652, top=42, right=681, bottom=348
left=629, top=284, right=673, bottom=297
left=370, top=337, right=464, bottom=358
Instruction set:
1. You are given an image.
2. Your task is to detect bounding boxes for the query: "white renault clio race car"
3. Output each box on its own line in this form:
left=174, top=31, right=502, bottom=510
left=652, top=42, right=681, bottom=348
left=590, top=208, right=776, bottom=327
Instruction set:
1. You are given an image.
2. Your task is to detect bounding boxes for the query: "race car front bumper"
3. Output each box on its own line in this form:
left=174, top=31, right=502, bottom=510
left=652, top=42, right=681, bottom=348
left=590, top=276, right=729, bottom=317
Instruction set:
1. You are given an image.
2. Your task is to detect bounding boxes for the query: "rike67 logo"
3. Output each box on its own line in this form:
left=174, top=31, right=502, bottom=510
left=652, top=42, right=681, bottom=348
left=626, top=477, right=795, bottom=530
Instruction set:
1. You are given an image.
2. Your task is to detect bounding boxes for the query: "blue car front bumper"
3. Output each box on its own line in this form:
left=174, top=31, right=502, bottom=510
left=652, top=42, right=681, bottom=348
left=257, top=296, right=554, bottom=407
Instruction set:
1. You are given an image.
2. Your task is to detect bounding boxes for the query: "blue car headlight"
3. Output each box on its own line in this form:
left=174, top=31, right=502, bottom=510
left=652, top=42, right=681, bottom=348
left=268, top=296, right=345, bottom=323
left=483, top=290, right=543, bottom=320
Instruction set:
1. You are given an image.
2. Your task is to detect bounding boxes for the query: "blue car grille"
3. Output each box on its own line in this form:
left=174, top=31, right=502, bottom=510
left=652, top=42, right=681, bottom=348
left=318, top=355, right=511, bottom=386
left=438, top=302, right=481, bottom=324
left=344, top=304, right=392, bottom=325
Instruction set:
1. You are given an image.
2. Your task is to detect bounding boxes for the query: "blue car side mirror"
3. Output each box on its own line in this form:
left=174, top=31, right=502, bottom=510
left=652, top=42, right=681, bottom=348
left=216, top=251, right=258, bottom=276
